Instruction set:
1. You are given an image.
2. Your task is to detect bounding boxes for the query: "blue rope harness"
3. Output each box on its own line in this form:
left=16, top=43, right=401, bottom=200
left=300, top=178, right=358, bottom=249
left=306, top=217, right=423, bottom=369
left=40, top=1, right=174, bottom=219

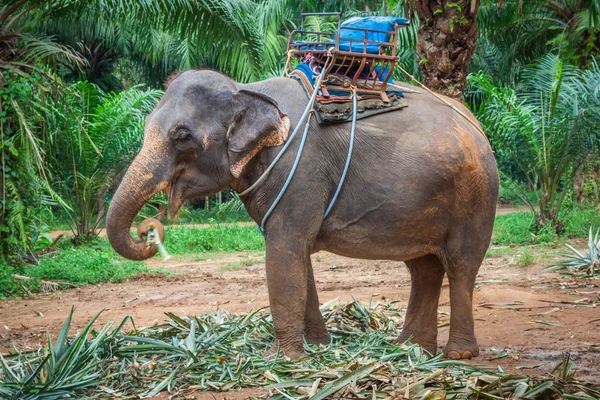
left=239, top=65, right=357, bottom=236
left=260, top=111, right=314, bottom=231
left=324, top=92, right=357, bottom=218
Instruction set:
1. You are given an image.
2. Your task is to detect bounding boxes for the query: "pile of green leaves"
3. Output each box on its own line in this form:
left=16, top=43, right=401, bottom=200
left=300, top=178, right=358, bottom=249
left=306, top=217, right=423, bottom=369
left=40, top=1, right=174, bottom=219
left=1, top=300, right=598, bottom=399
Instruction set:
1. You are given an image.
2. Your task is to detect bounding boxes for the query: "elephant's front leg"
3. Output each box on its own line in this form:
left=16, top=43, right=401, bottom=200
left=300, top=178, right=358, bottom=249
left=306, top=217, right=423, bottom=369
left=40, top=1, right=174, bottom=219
left=304, top=258, right=330, bottom=345
left=265, top=237, right=309, bottom=359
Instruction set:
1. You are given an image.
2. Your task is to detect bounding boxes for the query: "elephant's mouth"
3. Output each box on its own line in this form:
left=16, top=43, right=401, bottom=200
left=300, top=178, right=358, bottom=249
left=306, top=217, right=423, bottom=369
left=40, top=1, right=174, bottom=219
left=168, top=168, right=185, bottom=219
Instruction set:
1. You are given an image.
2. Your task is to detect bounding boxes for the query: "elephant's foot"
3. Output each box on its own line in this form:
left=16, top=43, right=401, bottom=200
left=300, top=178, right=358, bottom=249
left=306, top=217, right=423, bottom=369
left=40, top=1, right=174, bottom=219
left=443, top=339, right=479, bottom=360
left=392, top=331, right=438, bottom=355
left=304, top=329, right=331, bottom=346
left=263, top=340, right=305, bottom=360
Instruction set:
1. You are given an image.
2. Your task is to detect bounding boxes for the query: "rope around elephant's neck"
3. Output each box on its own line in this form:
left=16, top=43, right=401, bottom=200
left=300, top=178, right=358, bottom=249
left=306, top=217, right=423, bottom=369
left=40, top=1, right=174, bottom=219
left=396, top=65, right=489, bottom=142
left=258, top=86, right=357, bottom=231
left=260, top=110, right=314, bottom=231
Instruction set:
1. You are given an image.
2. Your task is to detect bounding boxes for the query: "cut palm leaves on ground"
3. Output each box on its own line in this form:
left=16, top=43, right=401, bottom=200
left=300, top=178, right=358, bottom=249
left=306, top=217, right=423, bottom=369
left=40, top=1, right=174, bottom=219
left=1, top=301, right=598, bottom=399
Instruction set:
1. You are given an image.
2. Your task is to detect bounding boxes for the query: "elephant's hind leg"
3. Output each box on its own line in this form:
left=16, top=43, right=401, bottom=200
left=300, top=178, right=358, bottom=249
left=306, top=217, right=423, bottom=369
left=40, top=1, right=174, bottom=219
left=394, top=254, right=445, bottom=355
left=303, top=259, right=330, bottom=345
left=439, top=229, right=488, bottom=360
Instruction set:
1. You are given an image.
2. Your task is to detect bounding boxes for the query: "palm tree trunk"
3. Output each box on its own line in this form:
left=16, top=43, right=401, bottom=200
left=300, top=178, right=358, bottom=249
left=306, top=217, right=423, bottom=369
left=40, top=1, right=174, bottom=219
left=414, top=0, right=480, bottom=100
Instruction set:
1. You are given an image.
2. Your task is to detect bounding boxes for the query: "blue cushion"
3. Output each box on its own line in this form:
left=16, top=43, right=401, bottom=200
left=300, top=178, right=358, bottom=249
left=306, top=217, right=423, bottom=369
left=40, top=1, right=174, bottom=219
left=337, top=16, right=409, bottom=54
left=294, top=63, right=315, bottom=85
left=338, top=42, right=382, bottom=54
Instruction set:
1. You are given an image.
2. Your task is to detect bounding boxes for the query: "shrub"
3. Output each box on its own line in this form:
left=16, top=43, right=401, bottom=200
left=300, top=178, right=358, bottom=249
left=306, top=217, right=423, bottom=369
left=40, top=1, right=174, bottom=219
left=0, top=245, right=161, bottom=298
left=28, top=247, right=152, bottom=285
left=493, top=212, right=556, bottom=245
left=0, top=264, right=24, bottom=299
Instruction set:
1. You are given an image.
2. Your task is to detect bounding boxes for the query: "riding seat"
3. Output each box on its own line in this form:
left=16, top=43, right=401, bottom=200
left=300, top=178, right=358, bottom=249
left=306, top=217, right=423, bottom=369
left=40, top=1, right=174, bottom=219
left=287, top=13, right=411, bottom=123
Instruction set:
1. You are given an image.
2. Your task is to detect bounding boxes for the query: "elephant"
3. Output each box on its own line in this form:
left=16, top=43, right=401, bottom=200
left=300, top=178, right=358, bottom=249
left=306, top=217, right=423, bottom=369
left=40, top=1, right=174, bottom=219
left=106, top=69, right=499, bottom=360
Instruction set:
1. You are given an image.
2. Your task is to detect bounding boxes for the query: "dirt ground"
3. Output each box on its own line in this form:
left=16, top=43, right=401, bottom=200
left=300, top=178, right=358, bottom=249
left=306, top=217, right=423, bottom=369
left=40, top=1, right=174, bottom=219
left=1, top=219, right=599, bottom=398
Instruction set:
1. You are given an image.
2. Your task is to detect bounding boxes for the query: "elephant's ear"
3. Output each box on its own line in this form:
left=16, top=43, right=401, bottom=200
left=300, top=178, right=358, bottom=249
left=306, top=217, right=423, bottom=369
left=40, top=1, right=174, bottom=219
left=227, top=89, right=290, bottom=179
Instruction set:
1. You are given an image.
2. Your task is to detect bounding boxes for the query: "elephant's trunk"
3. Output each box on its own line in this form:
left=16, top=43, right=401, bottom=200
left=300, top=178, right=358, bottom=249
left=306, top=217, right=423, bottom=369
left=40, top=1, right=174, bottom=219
left=106, top=150, right=169, bottom=261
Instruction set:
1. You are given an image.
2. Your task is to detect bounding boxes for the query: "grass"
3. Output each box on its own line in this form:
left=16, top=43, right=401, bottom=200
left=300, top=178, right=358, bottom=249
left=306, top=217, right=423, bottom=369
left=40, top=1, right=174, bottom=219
left=222, top=257, right=264, bottom=271
left=517, top=247, right=536, bottom=267
left=158, top=207, right=599, bottom=258
left=4, top=206, right=597, bottom=299
left=1, top=300, right=598, bottom=399
left=492, top=207, right=600, bottom=246
left=0, top=222, right=262, bottom=298
left=485, top=246, right=518, bottom=258
left=135, top=201, right=253, bottom=227
left=164, top=223, right=264, bottom=255
left=0, top=245, right=164, bottom=299
left=177, top=205, right=252, bottom=224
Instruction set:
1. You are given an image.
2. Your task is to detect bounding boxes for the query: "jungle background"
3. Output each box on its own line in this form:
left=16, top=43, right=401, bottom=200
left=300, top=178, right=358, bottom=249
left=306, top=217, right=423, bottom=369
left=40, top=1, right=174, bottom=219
left=0, top=0, right=599, bottom=300
left=1, top=0, right=599, bottom=275
left=0, top=1, right=600, bottom=398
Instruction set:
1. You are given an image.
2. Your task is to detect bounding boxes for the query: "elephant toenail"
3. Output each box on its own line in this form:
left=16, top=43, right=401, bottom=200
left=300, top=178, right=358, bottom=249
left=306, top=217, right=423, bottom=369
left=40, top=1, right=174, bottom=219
left=462, top=350, right=473, bottom=359
left=447, top=350, right=461, bottom=360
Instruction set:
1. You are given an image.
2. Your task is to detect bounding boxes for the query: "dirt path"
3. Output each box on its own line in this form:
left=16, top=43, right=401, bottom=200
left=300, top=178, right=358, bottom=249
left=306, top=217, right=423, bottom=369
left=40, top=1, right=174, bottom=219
left=1, top=247, right=599, bottom=387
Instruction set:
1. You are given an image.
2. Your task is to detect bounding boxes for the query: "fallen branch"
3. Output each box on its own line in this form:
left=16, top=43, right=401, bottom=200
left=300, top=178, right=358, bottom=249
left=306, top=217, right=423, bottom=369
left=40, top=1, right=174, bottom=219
left=13, top=274, right=60, bottom=292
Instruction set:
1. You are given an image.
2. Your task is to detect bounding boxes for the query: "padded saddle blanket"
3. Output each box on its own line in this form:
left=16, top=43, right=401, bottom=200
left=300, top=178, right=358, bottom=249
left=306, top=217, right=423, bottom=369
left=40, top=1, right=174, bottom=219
left=290, top=63, right=408, bottom=124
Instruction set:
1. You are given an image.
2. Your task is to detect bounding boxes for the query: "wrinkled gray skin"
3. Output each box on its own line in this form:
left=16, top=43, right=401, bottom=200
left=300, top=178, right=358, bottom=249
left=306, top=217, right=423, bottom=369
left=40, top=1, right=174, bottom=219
left=106, top=70, right=499, bottom=360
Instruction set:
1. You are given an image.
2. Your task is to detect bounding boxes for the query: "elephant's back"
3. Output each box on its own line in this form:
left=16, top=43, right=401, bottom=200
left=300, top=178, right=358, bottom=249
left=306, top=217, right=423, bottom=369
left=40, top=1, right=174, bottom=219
left=261, top=76, right=498, bottom=210
left=328, top=83, right=498, bottom=226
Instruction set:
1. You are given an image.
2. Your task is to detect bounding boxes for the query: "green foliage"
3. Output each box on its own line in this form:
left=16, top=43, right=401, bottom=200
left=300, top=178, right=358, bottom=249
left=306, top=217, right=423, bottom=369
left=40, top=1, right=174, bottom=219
left=0, top=1, right=89, bottom=261
left=46, top=81, right=161, bottom=239
left=497, top=181, right=537, bottom=205
left=165, top=224, right=265, bottom=255
left=0, top=264, right=22, bottom=299
left=517, top=247, right=536, bottom=267
left=0, top=244, right=161, bottom=298
left=473, top=0, right=600, bottom=84
left=177, top=206, right=252, bottom=225
left=493, top=207, right=600, bottom=245
left=28, top=247, right=152, bottom=285
left=39, top=0, right=288, bottom=85
left=0, top=308, right=128, bottom=399
left=493, top=212, right=557, bottom=245
left=562, top=208, right=600, bottom=238
left=469, top=54, right=600, bottom=232
left=0, top=68, right=59, bottom=261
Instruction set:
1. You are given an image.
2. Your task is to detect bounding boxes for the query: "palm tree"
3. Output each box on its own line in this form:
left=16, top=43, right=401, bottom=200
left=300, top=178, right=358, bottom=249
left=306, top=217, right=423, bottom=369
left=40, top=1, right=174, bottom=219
left=412, top=0, right=481, bottom=100
left=473, top=0, right=600, bottom=86
left=0, top=0, right=86, bottom=259
left=1, top=0, right=288, bottom=260
left=46, top=82, right=161, bottom=240
left=469, top=54, right=600, bottom=232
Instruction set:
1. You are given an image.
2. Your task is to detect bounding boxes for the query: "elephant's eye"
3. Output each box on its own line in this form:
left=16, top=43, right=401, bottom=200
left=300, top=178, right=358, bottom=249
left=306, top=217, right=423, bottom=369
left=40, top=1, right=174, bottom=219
left=171, top=128, right=192, bottom=142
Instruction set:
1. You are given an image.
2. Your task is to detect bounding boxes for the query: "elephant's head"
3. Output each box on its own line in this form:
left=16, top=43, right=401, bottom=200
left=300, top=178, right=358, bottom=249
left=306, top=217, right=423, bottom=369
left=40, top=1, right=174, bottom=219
left=106, top=70, right=290, bottom=260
